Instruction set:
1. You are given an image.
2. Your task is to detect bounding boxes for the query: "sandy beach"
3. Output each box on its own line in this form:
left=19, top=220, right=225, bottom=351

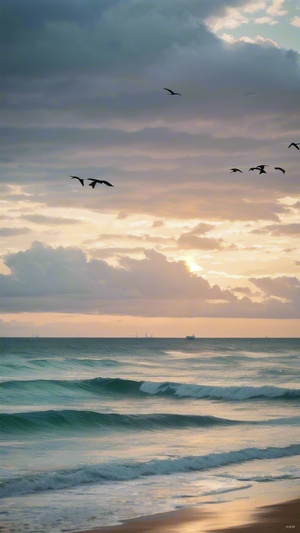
left=75, top=495, right=300, bottom=533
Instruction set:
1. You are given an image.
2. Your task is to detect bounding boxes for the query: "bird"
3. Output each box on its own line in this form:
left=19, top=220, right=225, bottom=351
left=256, top=165, right=269, bottom=170
left=163, top=87, right=181, bottom=96
left=258, top=168, right=267, bottom=175
left=88, top=179, right=114, bottom=188
left=288, top=142, right=300, bottom=150
left=244, top=92, right=257, bottom=96
left=230, top=168, right=242, bottom=173
left=70, top=176, right=84, bottom=186
left=274, top=167, right=286, bottom=174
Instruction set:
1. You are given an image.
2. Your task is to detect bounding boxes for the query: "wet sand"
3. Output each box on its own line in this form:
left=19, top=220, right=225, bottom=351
left=75, top=496, right=299, bottom=533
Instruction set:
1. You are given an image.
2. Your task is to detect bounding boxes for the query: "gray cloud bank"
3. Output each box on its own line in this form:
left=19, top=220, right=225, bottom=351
left=0, top=241, right=299, bottom=318
left=1, top=0, right=299, bottom=222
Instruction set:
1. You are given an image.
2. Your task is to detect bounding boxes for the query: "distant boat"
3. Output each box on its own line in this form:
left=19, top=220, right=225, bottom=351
left=186, top=334, right=195, bottom=340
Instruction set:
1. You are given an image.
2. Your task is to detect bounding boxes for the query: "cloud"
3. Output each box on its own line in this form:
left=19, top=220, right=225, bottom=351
left=0, top=241, right=299, bottom=318
left=176, top=222, right=224, bottom=249
left=266, top=0, right=288, bottom=16
left=0, top=227, right=31, bottom=236
left=250, top=275, right=300, bottom=301
left=252, top=223, right=300, bottom=235
left=254, top=16, right=278, bottom=25
left=177, top=234, right=223, bottom=250
left=22, top=214, right=82, bottom=225
left=290, top=16, right=300, bottom=27
left=152, top=220, right=165, bottom=228
left=3, top=0, right=239, bottom=78
left=0, top=0, right=299, bottom=331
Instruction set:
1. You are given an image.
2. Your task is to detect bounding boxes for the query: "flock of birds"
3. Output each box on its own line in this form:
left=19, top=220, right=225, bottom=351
left=230, top=143, right=299, bottom=175
left=69, top=89, right=299, bottom=189
left=231, top=164, right=285, bottom=174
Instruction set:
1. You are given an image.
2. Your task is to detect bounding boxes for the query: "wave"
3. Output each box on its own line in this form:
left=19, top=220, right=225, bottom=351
left=1, top=410, right=299, bottom=436
left=1, top=444, right=299, bottom=498
left=140, top=381, right=300, bottom=401
left=1, top=376, right=299, bottom=402
left=0, top=410, right=241, bottom=435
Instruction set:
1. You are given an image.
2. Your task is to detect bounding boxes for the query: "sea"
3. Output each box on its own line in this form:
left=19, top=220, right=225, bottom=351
left=0, top=337, right=299, bottom=532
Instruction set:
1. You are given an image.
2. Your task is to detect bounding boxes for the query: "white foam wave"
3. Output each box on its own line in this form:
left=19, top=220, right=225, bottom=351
left=1, top=444, right=299, bottom=498
left=140, top=381, right=299, bottom=400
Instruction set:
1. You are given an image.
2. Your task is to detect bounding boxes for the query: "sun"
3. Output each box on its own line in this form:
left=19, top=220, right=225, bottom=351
left=184, top=258, right=203, bottom=274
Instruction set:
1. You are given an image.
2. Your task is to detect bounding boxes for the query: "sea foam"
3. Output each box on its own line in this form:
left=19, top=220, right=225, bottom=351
left=1, top=444, right=299, bottom=498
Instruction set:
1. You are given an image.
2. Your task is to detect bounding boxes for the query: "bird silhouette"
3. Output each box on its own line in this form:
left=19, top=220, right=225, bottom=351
left=274, top=167, right=286, bottom=174
left=70, top=176, right=84, bottom=186
left=88, top=179, right=114, bottom=189
left=244, top=92, right=257, bottom=96
left=164, top=88, right=181, bottom=96
left=258, top=168, right=267, bottom=175
left=230, top=168, right=242, bottom=173
left=256, top=165, right=269, bottom=170
left=288, top=142, right=300, bottom=150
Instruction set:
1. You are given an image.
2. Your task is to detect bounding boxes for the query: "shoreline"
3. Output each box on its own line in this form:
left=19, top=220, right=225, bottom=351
left=74, top=490, right=300, bottom=533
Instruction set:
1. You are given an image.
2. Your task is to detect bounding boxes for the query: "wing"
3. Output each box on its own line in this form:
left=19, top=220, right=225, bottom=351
left=88, top=181, right=97, bottom=189
left=70, top=176, right=84, bottom=185
left=101, top=180, right=114, bottom=187
left=164, top=88, right=173, bottom=94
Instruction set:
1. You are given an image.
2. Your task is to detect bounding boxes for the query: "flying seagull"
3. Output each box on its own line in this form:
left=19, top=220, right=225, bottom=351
left=256, top=165, right=269, bottom=170
left=70, top=176, right=84, bottom=186
left=258, top=168, right=267, bottom=175
left=288, top=142, right=300, bottom=150
left=164, top=87, right=181, bottom=96
left=230, top=168, right=243, bottom=173
left=88, top=179, right=114, bottom=189
left=274, top=167, right=286, bottom=174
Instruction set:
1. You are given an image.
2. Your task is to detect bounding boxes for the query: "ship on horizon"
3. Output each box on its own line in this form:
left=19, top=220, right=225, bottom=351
left=186, top=334, right=195, bottom=340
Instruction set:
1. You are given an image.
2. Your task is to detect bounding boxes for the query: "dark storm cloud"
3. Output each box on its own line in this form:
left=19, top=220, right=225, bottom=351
left=0, top=241, right=299, bottom=318
left=1, top=0, right=251, bottom=78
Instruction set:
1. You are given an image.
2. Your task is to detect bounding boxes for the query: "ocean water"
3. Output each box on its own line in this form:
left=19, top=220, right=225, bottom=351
left=0, top=337, right=299, bottom=532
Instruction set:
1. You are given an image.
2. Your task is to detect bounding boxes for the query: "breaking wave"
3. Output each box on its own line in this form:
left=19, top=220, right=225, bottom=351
left=1, top=377, right=299, bottom=403
left=1, top=444, right=299, bottom=498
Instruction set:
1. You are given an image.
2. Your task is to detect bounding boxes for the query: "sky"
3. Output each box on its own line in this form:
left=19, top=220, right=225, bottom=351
left=0, top=0, right=299, bottom=337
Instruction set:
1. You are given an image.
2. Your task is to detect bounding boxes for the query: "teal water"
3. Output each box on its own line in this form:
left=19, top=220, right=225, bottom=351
left=0, top=337, right=299, bottom=532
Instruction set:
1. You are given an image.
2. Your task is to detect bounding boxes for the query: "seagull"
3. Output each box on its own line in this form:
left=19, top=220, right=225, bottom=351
left=230, top=168, right=243, bottom=173
left=288, top=142, right=300, bottom=150
left=258, top=168, right=267, bottom=175
left=163, top=87, right=181, bottom=96
left=70, top=176, right=84, bottom=186
left=256, top=165, right=269, bottom=170
left=88, top=179, right=114, bottom=189
left=274, top=167, right=286, bottom=174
